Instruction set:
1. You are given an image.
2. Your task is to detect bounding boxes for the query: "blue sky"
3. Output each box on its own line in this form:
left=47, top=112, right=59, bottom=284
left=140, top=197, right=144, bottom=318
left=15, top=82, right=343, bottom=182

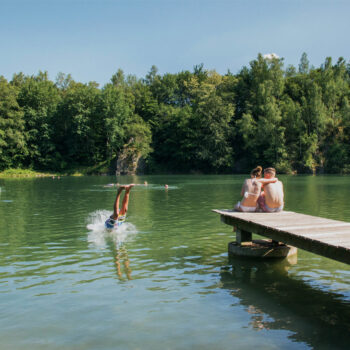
left=1, top=0, right=349, bottom=85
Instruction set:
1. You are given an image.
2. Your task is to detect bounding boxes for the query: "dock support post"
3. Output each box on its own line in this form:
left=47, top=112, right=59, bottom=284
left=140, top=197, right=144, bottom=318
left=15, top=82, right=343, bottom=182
left=230, top=225, right=297, bottom=260
left=236, top=229, right=252, bottom=244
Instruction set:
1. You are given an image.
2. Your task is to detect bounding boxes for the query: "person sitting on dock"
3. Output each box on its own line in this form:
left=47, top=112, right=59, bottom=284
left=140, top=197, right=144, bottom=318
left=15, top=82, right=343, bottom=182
left=105, top=184, right=134, bottom=230
left=257, top=167, right=284, bottom=213
left=234, top=166, right=278, bottom=212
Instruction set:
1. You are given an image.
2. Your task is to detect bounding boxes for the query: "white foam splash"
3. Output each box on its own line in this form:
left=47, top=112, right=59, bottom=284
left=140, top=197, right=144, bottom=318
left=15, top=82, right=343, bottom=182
left=86, top=210, right=138, bottom=247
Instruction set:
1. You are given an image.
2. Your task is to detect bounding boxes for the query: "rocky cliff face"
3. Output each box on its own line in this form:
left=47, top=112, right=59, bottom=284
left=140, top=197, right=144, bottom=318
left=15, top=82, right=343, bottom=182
left=115, top=146, right=144, bottom=175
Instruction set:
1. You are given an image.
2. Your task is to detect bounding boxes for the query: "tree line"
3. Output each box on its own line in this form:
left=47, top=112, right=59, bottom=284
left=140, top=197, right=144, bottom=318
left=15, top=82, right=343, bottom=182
left=1, top=53, right=350, bottom=174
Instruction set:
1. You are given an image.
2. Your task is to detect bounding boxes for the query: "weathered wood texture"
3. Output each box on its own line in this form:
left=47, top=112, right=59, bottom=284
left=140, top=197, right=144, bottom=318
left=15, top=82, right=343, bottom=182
left=235, top=229, right=252, bottom=244
left=213, top=210, right=350, bottom=265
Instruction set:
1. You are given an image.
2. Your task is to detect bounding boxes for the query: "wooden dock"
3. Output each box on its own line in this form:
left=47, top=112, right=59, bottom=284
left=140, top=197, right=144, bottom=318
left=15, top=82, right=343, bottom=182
left=213, top=210, right=350, bottom=265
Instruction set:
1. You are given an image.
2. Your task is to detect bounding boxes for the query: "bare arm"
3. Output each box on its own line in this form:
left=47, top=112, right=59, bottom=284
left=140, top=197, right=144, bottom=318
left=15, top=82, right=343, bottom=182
left=257, top=178, right=278, bottom=185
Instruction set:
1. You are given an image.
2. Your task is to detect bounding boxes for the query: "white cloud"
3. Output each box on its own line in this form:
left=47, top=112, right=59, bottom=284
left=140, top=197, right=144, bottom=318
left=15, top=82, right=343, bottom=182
left=263, top=53, right=279, bottom=60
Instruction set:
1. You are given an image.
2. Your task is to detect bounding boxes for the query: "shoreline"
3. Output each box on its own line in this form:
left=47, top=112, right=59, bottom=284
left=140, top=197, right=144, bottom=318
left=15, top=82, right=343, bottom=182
left=1, top=168, right=349, bottom=179
left=0, top=169, right=84, bottom=179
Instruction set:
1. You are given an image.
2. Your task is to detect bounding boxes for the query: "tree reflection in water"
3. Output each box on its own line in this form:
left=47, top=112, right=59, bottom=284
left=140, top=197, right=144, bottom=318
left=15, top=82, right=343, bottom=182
left=220, top=256, right=350, bottom=350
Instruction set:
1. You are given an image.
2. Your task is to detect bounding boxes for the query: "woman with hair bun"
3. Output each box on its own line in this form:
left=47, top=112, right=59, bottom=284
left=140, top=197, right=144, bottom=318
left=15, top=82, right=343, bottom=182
left=234, top=166, right=277, bottom=212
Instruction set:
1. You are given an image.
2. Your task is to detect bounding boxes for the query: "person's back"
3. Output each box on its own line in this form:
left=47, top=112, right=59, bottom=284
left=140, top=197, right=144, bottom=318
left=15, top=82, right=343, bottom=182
left=234, top=166, right=263, bottom=212
left=258, top=167, right=284, bottom=212
left=240, top=178, right=262, bottom=208
left=264, top=180, right=284, bottom=208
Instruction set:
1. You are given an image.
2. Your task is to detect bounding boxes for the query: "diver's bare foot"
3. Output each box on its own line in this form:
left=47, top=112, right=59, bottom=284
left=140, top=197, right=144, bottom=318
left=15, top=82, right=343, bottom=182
left=125, top=184, right=135, bottom=191
left=117, top=185, right=127, bottom=193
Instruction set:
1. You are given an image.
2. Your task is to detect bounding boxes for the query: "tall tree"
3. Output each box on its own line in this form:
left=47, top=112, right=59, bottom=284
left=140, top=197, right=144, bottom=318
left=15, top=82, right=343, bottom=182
left=99, top=83, right=133, bottom=159
left=189, top=71, right=235, bottom=171
left=0, top=77, right=27, bottom=169
left=17, top=71, right=61, bottom=169
left=235, top=54, right=287, bottom=170
left=53, top=81, right=101, bottom=167
left=299, top=52, right=310, bottom=74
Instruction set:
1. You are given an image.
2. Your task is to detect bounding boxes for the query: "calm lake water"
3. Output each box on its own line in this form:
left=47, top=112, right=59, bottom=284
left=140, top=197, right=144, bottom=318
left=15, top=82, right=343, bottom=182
left=0, top=175, right=349, bottom=350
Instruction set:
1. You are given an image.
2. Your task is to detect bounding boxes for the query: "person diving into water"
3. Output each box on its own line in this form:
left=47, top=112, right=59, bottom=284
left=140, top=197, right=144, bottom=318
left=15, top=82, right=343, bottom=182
left=105, top=184, right=134, bottom=230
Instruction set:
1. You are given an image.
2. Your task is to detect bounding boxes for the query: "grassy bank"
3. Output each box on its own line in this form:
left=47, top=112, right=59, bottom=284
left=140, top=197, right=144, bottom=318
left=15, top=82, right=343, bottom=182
left=0, top=169, right=59, bottom=178
left=0, top=160, right=113, bottom=178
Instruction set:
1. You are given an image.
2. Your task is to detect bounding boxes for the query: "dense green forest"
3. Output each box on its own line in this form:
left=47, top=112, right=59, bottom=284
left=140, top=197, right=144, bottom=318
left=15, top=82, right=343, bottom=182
left=1, top=53, right=350, bottom=174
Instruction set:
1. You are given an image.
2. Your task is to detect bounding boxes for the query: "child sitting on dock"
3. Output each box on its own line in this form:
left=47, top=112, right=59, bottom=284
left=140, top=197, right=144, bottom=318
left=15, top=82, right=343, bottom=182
left=105, top=184, right=134, bottom=230
left=234, top=166, right=278, bottom=212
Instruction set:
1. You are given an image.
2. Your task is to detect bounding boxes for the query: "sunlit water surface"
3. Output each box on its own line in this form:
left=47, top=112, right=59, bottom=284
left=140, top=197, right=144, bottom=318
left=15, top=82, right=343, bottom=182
left=0, top=175, right=349, bottom=350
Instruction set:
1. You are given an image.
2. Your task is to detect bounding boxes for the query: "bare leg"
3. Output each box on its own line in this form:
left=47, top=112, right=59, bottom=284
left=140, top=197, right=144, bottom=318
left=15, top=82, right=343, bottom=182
left=234, top=202, right=242, bottom=212
left=119, top=184, right=134, bottom=216
left=111, top=186, right=126, bottom=219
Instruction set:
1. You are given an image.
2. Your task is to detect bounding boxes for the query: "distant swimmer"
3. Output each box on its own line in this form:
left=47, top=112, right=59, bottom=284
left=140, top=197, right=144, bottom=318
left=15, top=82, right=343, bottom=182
left=105, top=184, right=134, bottom=230
left=165, top=184, right=168, bottom=189
left=104, top=183, right=120, bottom=188
left=144, top=181, right=148, bottom=186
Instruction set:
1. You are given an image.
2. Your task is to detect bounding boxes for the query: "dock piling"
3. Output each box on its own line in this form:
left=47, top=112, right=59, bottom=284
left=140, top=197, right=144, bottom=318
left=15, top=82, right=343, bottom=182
left=236, top=229, right=252, bottom=244
left=214, top=209, right=350, bottom=265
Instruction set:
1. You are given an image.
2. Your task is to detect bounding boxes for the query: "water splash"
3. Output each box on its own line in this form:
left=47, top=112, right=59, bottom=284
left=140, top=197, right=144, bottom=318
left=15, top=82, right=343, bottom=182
left=86, top=210, right=138, bottom=247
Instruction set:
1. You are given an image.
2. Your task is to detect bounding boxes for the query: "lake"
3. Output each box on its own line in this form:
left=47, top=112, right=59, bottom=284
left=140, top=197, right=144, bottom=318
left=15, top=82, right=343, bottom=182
left=0, top=175, right=349, bottom=350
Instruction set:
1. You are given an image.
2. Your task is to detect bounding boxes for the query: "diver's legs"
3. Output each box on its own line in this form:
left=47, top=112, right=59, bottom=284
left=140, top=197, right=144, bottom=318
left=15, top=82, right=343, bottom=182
left=112, top=186, right=126, bottom=219
left=119, top=184, right=134, bottom=216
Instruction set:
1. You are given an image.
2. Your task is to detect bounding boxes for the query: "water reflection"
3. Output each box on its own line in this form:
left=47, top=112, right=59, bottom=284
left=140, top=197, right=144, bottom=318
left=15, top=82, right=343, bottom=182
left=105, top=238, right=132, bottom=281
left=1, top=175, right=350, bottom=350
left=220, top=257, right=350, bottom=349
left=86, top=209, right=138, bottom=281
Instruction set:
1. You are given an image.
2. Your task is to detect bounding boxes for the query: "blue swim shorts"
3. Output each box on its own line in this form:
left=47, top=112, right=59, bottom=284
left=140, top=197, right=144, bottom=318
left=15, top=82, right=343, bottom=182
left=105, top=215, right=126, bottom=230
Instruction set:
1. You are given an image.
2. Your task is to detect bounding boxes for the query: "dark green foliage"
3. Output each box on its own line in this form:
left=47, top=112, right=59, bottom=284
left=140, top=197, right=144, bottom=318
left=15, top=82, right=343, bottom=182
left=1, top=53, right=350, bottom=174
left=17, top=71, right=61, bottom=169
left=53, top=81, right=101, bottom=168
left=99, top=83, right=131, bottom=158
left=0, top=77, right=27, bottom=169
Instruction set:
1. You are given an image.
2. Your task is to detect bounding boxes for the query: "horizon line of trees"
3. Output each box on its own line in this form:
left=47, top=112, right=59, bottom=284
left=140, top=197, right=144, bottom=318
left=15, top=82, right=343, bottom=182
left=1, top=53, right=350, bottom=174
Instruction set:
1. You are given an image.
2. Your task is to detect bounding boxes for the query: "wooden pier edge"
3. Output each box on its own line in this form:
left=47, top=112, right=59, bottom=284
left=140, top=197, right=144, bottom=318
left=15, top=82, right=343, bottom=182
left=213, top=209, right=350, bottom=265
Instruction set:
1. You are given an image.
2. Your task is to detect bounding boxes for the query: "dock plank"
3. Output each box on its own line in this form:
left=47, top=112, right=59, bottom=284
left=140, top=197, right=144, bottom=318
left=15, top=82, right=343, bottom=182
left=213, top=210, right=350, bottom=265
